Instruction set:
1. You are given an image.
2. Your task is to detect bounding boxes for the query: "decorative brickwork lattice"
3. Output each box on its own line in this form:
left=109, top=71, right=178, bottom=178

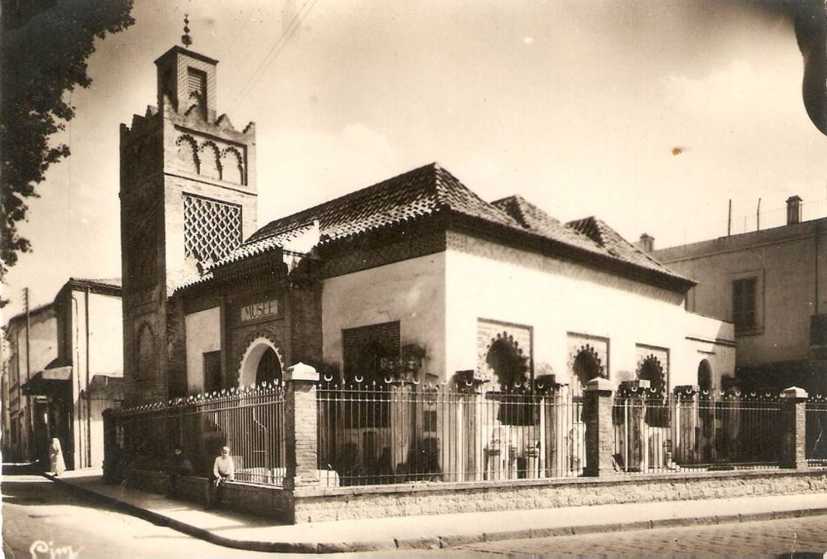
left=183, top=194, right=242, bottom=264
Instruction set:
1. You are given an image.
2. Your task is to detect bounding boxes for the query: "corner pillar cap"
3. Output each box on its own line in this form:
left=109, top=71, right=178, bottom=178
left=781, top=386, right=808, bottom=400
left=584, top=377, right=613, bottom=393
left=285, top=362, right=319, bottom=383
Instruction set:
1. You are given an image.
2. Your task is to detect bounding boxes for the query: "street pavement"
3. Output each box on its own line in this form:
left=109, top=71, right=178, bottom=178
left=5, top=467, right=827, bottom=557
left=456, top=515, right=827, bottom=557
left=0, top=472, right=468, bottom=559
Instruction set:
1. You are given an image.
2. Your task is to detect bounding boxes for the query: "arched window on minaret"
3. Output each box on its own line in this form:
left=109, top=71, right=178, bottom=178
left=199, top=142, right=221, bottom=180
left=221, top=148, right=244, bottom=184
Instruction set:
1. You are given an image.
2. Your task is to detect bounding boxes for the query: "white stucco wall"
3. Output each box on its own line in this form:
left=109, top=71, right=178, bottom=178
left=86, top=292, right=124, bottom=376
left=321, top=253, right=446, bottom=377
left=683, top=312, right=736, bottom=390
left=444, top=233, right=734, bottom=389
left=73, top=290, right=125, bottom=470
left=185, top=306, right=221, bottom=393
left=14, top=310, right=58, bottom=377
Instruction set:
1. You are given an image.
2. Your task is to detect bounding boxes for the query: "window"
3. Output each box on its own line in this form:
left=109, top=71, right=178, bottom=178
left=571, top=346, right=604, bottom=397
left=342, top=321, right=400, bottom=384
left=203, top=351, right=222, bottom=393
left=732, top=277, right=757, bottom=333
left=486, top=336, right=529, bottom=387
left=187, top=67, right=207, bottom=115
left=486, top=337, right=534, bottom=425
left=637, top=354, right=669, bottom=427
left=341, top=321, right=400, bottom=428
left=183, top=194, right=242, bottom=264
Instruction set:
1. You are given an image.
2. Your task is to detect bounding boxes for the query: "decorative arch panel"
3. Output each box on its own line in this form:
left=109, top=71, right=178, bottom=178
left=220, top=147, right=245, bottom=185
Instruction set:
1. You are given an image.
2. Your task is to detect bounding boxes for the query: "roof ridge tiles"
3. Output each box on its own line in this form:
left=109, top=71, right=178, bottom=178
left=201, top=163, right=690, bottom=292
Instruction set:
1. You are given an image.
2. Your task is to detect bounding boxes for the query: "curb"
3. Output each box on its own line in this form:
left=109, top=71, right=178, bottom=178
left=43, top=474, right=827, bottom=554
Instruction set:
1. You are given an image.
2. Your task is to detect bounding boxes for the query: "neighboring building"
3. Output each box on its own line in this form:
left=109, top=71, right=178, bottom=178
left=1, top=334, right=11, bottom=459
left=1, top=278, right=124, bottom=469
left=653, top=196, right=827, bottom=394
left=120, top=40, right=735, bottom=407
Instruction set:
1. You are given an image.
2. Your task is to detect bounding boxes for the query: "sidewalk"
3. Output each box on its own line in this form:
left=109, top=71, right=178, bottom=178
left=45, top=470, right=827, bottom=554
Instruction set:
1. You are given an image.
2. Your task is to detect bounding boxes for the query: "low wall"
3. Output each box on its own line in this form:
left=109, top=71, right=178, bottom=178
left=122, top=467, right=827, bottom=525
left=126, top=469, right=292, bottom=522
left=292, top=469, right=827, bottom=523
left=126, top=469, right=169, bottom=495
left=219, top=481, right=294, bottom=522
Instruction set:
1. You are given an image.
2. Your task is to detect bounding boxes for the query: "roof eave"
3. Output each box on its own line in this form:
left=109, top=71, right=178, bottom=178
left=448, top=212, right=696, bottom=293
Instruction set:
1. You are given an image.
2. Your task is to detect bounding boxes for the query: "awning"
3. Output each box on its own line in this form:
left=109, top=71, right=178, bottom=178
left=21, top=366, right=72, bottom=396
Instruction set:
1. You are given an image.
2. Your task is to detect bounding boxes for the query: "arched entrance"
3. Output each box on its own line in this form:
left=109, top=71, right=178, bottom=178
left=239, top=338, right=283, bottom=387
left=697, top=359, right=712, bottom=393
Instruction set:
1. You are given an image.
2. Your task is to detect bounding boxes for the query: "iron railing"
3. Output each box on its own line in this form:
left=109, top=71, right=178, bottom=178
left=110, top=383, right=286, bottom=485
left=317, top=382, right=585, bottom=486
left=107, top=381, right=826, bottom=491
left=612, top=390, right=783, bottom=473
left=806, top=396, right=827, bottom=467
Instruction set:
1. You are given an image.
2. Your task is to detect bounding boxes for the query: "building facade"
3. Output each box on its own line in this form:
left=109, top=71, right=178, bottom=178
left=1, top=279, right=124, bottom=469
left=121, top=39, right=734, bottom=414
left=171, top=174, right=735, bottom=398
left=119, top=41, right=734, bottom=408
left=653, top=196, right=827, bottom=393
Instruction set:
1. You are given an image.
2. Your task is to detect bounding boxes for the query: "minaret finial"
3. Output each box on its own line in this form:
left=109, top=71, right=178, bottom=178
left=182, top=14, right=192, bottom=48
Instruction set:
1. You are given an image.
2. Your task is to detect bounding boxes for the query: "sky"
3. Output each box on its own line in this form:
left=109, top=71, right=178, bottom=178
left=4, top=0, right=827, bottom=320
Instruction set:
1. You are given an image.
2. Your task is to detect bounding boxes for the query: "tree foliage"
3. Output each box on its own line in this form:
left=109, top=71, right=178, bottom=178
left=1, top=0, right=135, bottom=290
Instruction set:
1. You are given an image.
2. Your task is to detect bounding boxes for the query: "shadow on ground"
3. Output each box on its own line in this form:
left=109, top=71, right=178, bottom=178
left=2, top=462, right=41, bottom=476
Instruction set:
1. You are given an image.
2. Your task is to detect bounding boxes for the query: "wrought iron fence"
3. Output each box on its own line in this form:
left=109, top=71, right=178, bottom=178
left=109, top=383, right=286, bottom=485
left=612, top=389, right=783, bottom=473
left=317, top=382, right=585, bottom=486
left=806, top=396, right=827, bottom=467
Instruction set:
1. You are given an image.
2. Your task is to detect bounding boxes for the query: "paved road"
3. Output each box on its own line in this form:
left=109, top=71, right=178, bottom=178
left=5, top=469, right=827, bottom=558
left=0, top=471, right=470, bottom=559
left=458, top=515, right=827, bottom=557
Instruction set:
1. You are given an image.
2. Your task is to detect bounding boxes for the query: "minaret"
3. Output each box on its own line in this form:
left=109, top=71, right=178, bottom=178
left=120, top=18, right=257, bottom=403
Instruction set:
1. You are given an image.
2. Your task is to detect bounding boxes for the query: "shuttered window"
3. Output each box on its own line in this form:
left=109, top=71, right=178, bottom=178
left=187, top=67, right=207, bottom=114
left=732, top=277, right=757, bottom=333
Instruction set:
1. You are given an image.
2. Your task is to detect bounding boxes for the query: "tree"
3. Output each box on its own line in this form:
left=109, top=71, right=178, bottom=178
left=795, top=0, right=827, bottom=135
left=1, top=0, right=135, bottom=297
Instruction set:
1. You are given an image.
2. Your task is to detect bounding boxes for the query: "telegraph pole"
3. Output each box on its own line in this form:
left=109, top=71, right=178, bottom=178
left=23, top=287, right=33, bottom=462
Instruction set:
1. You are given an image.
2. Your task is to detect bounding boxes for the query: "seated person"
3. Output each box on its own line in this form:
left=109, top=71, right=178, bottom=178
left=207, top=446, right=235, bottom=507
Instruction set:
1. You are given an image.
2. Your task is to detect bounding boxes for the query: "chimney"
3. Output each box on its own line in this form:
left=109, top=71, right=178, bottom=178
left=786, top=195, right=803, bottom=225
left=637, top=233, right=655, bottom=253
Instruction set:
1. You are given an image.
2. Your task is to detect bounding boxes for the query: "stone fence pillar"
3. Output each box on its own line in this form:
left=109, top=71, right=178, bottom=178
left=285, top=362, right=320, bottom=490
left=780, top=386, right=808, bottom=470
left=584, top=377, right=614, bottom=477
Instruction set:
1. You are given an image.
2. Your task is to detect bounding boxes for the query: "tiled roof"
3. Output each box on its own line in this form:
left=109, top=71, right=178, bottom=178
left=181, top=162, right=689, bottom=291
left=175, top=270, right=214, bottom=291
left=491, top=196, right=601, bottom=253
left=566, top=216, right=678, bottom=277
left=492, top=196, right=683, bottom=279
left=246, top=162, right=519, bottom=248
